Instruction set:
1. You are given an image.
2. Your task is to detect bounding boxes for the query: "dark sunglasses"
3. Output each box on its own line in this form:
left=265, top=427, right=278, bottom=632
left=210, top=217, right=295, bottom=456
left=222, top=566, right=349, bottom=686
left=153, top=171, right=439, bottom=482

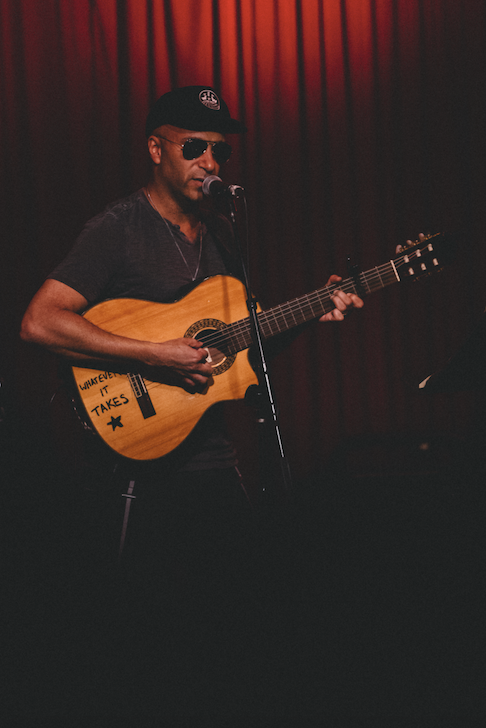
left=156, top=135, right=232, bottom=165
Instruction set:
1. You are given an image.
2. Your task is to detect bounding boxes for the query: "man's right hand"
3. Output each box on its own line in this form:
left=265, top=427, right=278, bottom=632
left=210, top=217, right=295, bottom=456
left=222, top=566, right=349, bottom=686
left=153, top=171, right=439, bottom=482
left=147, top=337, right=214, bottom=390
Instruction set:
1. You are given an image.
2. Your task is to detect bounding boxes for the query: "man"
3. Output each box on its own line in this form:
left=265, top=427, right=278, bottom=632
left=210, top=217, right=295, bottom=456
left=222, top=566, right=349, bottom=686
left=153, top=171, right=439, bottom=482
left=21, top=85, right=363, bottom=486
left=20, top=85, right=364, bottom=712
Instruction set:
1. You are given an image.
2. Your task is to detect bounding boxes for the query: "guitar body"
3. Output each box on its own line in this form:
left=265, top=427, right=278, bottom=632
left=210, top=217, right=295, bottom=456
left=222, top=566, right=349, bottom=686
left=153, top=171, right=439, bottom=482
left=71, top=276, right=259, bottom=461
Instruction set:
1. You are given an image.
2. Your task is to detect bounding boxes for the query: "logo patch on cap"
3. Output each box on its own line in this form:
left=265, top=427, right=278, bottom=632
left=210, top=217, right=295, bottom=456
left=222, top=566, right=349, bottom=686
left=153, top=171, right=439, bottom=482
left=199, top=89, right=220, bottom=111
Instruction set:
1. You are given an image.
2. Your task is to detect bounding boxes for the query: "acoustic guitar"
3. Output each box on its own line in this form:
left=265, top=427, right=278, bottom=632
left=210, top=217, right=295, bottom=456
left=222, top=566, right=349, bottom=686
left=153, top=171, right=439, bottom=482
left=71, top=233, right=451, bottom=460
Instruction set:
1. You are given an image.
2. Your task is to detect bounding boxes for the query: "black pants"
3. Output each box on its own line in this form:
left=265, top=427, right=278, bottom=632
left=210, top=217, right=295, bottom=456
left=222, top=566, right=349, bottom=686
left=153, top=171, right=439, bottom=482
left=120, top=466, right=255, bottom=610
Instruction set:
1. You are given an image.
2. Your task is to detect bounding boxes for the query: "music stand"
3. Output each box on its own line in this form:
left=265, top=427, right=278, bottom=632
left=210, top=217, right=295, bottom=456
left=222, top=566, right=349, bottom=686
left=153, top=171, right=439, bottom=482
left=419, top=311, right=486, bottom=393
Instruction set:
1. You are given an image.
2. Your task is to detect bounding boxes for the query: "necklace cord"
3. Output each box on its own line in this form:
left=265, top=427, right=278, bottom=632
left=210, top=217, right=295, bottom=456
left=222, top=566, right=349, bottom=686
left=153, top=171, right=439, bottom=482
left=145, top=187, right=203, bottom=281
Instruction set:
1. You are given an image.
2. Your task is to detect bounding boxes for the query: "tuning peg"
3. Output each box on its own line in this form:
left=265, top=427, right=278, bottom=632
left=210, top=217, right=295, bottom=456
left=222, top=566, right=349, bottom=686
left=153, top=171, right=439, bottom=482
left=402, top=232, right=429, bottom=252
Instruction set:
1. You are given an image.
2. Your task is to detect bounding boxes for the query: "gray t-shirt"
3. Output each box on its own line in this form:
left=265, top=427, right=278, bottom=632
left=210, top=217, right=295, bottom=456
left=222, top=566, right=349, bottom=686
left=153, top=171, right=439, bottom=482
left=50, top=189, right=239, bottom=471
left=50, top=189, right=235, bottom=304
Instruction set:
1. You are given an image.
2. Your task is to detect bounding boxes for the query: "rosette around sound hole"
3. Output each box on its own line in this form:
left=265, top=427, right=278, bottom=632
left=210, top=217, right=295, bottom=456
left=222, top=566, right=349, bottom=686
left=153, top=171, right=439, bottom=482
left=185, top=318, right=236, bottom=375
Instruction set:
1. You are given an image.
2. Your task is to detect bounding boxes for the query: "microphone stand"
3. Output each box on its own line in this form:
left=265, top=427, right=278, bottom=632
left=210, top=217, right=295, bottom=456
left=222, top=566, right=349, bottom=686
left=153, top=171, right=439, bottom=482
left=225, top=188, right=293, bottom=498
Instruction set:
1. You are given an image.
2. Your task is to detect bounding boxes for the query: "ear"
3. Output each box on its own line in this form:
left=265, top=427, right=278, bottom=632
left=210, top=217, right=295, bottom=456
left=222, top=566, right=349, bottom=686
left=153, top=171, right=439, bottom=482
left=147, top=135, right=162, bottom=165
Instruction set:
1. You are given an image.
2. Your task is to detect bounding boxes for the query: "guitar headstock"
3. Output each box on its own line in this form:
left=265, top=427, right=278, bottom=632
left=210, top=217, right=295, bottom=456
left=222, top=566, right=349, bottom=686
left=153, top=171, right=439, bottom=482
left=393, top=232, right=455, bottom=281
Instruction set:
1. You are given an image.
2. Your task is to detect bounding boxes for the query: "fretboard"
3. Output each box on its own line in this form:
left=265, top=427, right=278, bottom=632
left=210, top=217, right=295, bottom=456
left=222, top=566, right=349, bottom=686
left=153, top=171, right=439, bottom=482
left=198, top=232, right=444, bottom=356
left=200, top=260, right=399, bottom=355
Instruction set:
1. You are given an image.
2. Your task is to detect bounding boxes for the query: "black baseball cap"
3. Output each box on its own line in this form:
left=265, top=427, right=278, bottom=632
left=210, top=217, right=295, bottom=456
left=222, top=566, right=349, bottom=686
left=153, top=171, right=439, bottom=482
left=145, top=85, right=247, bottom=136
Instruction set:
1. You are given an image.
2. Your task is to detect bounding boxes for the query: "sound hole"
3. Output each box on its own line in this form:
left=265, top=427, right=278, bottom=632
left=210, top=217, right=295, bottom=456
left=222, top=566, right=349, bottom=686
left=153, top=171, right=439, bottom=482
left=184, top=318, right=236, bottom=375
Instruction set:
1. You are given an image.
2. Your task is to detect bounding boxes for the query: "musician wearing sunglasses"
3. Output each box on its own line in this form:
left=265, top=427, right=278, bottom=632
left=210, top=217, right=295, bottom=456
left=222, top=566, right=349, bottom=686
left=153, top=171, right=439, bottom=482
left=23, top=84, right=363, bottom=531
left=22, top=84, right=361, bottom=471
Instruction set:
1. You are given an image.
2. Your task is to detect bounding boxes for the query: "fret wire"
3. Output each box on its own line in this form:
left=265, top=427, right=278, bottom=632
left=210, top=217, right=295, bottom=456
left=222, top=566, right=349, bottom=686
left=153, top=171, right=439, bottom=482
left=265, top=306, right=281, bottom=336
left=196, top=253, right=419, bottom=353
left=128, top=234, right=427, bottom=364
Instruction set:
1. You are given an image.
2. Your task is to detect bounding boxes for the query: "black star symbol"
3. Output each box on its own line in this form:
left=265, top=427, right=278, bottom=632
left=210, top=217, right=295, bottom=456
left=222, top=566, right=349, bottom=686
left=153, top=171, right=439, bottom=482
left=107, top=416, right=123, bottom=430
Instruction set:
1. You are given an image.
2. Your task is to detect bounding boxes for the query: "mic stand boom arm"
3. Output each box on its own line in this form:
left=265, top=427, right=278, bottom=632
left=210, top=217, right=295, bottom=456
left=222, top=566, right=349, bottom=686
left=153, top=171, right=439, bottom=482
left=226, top=189, right=293, bottom=497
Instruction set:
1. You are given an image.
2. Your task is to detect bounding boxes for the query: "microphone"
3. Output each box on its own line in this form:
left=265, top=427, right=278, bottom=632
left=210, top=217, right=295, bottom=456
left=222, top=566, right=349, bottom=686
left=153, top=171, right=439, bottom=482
left=202, top=175, right=244, bottom=198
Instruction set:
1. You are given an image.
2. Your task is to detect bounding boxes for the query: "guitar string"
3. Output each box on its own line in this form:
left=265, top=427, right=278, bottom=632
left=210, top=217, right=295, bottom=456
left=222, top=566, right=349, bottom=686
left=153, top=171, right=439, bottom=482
left=198, top=252, right=411, bottom=347
left=143, top=244, right=435, bottom=389
left=190, top=245, right=433, bottom=353
left=144, top=243, right=434, bottom=382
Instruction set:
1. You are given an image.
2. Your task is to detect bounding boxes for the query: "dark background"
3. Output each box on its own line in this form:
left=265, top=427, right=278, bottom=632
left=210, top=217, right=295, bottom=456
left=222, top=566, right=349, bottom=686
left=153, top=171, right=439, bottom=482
left=2, top=0, right=486, bottom=721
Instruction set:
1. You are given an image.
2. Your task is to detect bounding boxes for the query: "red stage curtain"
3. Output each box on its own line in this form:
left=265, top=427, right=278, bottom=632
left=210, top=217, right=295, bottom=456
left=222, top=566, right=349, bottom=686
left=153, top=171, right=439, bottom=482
left=2, top=0, right=485, bottom=480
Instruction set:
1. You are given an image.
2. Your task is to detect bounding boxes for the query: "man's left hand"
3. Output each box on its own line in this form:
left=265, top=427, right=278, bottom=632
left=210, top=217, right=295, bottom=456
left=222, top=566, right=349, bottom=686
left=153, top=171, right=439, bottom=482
left=319, top=274, right=364, bottom=322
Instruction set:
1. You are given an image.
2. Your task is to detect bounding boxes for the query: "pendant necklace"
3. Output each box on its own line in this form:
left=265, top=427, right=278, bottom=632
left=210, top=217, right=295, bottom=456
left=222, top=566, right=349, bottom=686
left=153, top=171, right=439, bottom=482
left=145, top=187, right=203, bottom=281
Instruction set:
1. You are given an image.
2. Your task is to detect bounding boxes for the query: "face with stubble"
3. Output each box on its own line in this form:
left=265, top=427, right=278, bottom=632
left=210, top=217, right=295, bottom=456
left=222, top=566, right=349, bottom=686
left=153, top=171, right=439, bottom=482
left=148, top=124, right=227, bottom=209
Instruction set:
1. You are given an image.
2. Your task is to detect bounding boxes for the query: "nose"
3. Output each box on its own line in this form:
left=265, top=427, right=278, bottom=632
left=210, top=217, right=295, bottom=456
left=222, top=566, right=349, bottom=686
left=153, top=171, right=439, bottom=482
left=198, top=145, right=218, bottom=172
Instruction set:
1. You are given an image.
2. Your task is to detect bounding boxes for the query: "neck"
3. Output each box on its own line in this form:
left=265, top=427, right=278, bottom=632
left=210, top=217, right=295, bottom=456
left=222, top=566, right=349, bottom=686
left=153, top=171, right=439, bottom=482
left=144, top=184, right=201, bottom=242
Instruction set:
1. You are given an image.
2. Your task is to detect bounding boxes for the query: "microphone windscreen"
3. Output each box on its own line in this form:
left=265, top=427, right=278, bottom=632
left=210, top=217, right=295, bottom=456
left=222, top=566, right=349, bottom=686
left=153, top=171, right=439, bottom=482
left=202, top=175, right=224, bottom=197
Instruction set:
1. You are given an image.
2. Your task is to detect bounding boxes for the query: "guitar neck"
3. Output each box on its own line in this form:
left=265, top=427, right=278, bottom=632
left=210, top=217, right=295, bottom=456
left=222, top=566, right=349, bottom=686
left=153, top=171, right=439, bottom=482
left=223, top=259, right=399, bottom=354
left=200, top=232, right=445, bottom=355
left=260, top=261, right=399, bottom=338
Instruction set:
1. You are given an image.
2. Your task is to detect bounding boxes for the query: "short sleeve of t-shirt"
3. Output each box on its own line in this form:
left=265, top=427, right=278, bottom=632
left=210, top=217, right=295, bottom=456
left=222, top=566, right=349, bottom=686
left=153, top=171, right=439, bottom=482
left=48, top=190, right=235, bottom=305
left=49, top=209, right=127, bottom=304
